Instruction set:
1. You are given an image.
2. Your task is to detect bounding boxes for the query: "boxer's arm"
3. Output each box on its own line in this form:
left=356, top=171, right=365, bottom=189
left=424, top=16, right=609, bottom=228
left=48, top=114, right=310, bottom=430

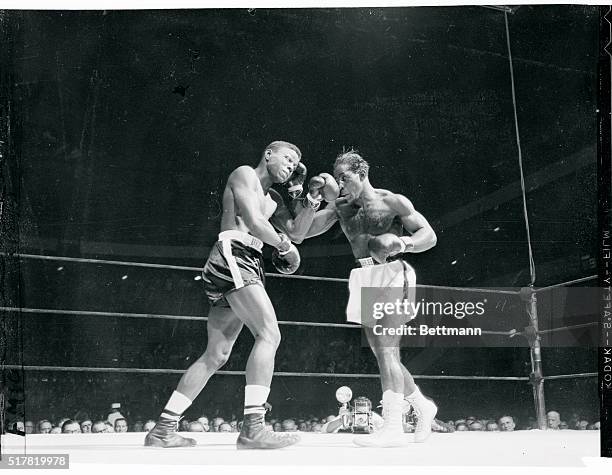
left=229, top=167, right=288, bottom=249
left=303, top=202, right=339, bottom=238
left=389, top=194, right=437, bottom=252
left=268, top=188, right=317, bottom=244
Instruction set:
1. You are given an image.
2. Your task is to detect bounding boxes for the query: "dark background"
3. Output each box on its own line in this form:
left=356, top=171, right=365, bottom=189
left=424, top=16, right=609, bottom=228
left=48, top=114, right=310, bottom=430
left=0, top=6, right=601, bottom=426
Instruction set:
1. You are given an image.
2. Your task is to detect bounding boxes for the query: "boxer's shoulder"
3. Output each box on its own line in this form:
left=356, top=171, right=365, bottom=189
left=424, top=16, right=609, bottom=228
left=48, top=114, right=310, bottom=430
left=229, top=165, right=257, bottom=184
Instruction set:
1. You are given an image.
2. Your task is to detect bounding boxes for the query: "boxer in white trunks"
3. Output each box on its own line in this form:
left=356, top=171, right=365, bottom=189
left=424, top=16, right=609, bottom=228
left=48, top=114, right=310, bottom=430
left=305, top=149, right=438, bottom=447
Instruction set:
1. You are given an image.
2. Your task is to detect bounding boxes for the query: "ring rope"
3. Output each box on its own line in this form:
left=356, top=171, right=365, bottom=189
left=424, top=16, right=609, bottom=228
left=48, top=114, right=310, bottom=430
left=0, top=307, right=596, bottom=336
left=1, top=365, right=531, bottom=381
left=537, top=322, right=598, bottom=334
left=534, top=275, right=597, bottom=293
left=0, top=307, right=359, bottom=329
left=541, top=372, right=597, bottom=381
left=3, top=253, right=596, bottom=295
left=2, top=252, right=519, bottom=294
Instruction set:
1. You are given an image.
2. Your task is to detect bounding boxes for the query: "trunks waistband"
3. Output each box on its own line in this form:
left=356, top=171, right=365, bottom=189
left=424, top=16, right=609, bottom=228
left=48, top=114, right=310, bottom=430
left=355, top=255, right=403, bottom=268
left=218, top=230, right=264, bottom=253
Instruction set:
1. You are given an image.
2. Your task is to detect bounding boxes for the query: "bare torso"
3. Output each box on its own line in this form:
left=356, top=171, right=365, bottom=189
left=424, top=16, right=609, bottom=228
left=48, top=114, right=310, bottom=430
left=220, top=166, right=278, bottom=233
left=335, top=189, right=403, bottom=258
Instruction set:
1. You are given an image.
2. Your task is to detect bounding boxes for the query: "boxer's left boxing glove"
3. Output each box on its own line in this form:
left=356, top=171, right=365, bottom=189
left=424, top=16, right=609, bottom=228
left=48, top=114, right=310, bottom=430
left=368, top=233, right=414, bottom=264
left=284, top=162, right=307, bottom=199
left=272, top=234, right=301, bottom=274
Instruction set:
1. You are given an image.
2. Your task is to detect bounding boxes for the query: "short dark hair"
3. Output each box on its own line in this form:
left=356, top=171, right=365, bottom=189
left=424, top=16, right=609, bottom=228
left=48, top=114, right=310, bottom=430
left=334, top=149, right=369, bottom=179
left=61, top=419, right=78, bottom=432
left=263, top=141, right=302, bottom=160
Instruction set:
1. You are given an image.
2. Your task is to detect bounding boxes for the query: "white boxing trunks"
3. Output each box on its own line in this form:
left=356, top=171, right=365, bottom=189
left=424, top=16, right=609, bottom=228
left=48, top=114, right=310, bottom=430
left=346, top=258, right=417, bottom=328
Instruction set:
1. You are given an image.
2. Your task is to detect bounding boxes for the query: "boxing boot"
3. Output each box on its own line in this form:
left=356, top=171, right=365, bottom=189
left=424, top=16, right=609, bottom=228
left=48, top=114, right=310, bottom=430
left=144, top=417, right=197, bottom=448
left=237, top=411, right=300, bottom=450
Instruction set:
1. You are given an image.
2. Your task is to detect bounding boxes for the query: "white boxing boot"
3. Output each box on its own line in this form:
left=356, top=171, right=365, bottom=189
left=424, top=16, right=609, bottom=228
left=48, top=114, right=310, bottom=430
left=405, top=386, right=437, bottom=443
left=353, top=390, right=408, bottom=448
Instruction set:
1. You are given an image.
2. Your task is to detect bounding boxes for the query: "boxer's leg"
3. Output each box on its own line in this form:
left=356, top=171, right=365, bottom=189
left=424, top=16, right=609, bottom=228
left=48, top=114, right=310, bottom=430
left=226, top=283, right=300, bottom=449
left=364, top=328, right=404, bottom=393
left=353, top=327, right=406, bottom=447
left=145, top=306, right=242, bottom=448
left=397, top=357, right=437, bottom=443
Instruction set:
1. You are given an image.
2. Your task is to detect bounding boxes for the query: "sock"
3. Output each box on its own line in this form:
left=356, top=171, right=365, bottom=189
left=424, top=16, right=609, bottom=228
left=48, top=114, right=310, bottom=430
left=244, top=385, right=270, bottom=415
left=160, top=391, right=193, bottom=421
left=405, top=386, right=425, bottom=402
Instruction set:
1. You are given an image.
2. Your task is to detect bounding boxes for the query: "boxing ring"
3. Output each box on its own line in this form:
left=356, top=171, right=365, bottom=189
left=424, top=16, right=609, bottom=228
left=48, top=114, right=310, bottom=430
left=0, top=6, right=604, bottom=471
left=0, top=251, right=600, bottom=467
left=0, top=431, right=601, bottom=467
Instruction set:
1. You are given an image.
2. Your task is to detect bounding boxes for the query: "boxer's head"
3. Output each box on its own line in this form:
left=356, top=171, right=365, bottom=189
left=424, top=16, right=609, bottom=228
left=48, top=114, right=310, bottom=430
left=334, top=150, right=370, bottom=200
left=262, top=141, right=302, bottom=183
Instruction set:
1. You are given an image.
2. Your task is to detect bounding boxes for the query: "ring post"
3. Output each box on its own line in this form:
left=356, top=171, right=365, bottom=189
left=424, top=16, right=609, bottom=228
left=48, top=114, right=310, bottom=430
left=520, top=286, right=547, bottom=430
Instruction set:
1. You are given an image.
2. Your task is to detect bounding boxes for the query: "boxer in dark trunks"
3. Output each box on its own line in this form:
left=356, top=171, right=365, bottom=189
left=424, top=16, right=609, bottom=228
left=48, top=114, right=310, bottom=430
left=145, top=141, right=338, bottom=450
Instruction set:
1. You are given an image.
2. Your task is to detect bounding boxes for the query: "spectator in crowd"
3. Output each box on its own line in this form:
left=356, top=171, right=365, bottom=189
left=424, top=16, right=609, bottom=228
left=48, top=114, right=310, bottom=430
left=143, top=420, right=156, bottom=432
left=114, top=418, right=128, bottom=433
left=218, top=423, right=232, bottom=433
left=455, top=419, right=466, bottom=427
left=105, top=422, right=115, bottom=433
left=311, top=423, right=323, bottom=433
left=546, top=411, right=561, bottom=430
left=188, top=422, right=205, bottom=432
left=273, top=422, right=282, bottom=432
left=468, top=421, right=484, bottom=431
left=107, top=403, right=124, bottom=426
left=567, top=412, right=580, bottom=429
left=50, top=427, right=62, bottom=434
left=91, top=421, right=109, bottom=433
left=455, top=423, right=468, bottom=431
left=61, top=420, right=81, bottom=434
left=9, top=421, right=24, bottom=434
left=197, top=416, right=210, bottom=432
left=499, top=416, right=516, bottom=432
left=80, top=420, right=93, bottom=433
left=229, top=420, right=238, bottom=432
left=211, top=417, right=224, bottom=432
left=36, top=420, right=52, bottom=434
left=57, top=418, right=69, bottom=430
left=589, top=422, right=600, bottom=430
left=179, top=419, right=190, bottom=432
left=559, top=421, right=569, bottom=430
left=486, top=422, right=499, bottom=431
left=281, top=419, right=298, bottom=432
left=577, top=420, right=589, bottom=430
left=298, top=422, right=308, bottom=432
left=132, top=421, right=144, bottom=432
left=24, top=421, right=34, bottom=434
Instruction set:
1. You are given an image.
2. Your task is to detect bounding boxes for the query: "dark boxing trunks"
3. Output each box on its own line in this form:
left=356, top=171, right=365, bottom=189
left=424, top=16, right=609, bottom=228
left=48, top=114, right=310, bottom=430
left=202, top=230, right=265, bottom=307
